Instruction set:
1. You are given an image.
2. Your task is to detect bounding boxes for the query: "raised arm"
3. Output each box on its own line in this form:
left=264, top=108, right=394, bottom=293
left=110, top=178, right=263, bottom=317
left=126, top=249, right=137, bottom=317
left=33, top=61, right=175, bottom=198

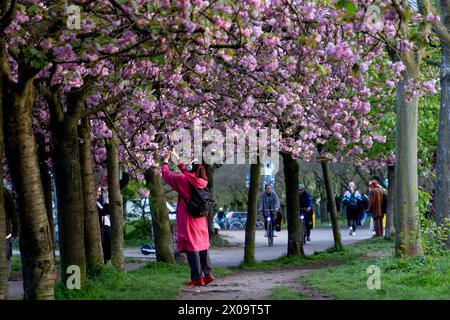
left=161, top=162, right=186, bottom=193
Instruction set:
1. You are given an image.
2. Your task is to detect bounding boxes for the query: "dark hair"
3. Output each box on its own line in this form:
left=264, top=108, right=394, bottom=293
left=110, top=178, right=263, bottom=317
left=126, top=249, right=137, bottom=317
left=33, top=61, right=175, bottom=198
left=265, top=184, right=272, bottom=189
left=190, top=163, right=208, bottom=181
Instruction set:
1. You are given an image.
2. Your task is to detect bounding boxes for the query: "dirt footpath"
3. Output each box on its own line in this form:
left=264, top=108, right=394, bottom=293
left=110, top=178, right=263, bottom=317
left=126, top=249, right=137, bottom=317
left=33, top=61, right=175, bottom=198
left=177, top=266, right=333, bottom=300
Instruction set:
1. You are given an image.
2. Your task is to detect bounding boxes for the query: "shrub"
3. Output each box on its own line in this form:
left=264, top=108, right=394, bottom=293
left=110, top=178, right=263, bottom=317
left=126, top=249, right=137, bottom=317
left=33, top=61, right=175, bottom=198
left=123, top=219, right=152, bottom=241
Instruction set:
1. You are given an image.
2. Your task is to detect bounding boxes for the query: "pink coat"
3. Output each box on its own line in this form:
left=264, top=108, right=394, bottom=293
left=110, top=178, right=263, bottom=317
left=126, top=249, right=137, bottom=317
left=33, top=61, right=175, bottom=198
left=161, top=162, right=210, bottom=252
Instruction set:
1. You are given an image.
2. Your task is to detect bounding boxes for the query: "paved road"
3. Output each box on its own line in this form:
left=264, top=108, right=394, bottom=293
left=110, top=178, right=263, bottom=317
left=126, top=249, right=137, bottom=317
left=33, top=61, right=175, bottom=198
left=123, top=226, right=372, bottom=267
left=9, top=226, right=371, bottom=297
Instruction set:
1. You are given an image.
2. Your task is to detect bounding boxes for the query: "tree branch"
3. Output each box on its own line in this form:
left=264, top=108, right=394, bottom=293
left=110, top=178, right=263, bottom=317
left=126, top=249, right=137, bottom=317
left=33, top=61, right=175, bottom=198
left=0, top=0, right=17, bottom=32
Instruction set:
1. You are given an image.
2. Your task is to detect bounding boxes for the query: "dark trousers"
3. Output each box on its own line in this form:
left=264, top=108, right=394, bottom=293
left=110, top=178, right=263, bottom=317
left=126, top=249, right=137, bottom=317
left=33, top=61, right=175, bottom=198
left=101, top=225, right=111, bottom=263
left=346, top=207, right=359, bottom=231
left=374, top=216, right=384, bottom=237
left=186, top=250, right=212, bottom=281
left=304, top=212, right=313, bottom=237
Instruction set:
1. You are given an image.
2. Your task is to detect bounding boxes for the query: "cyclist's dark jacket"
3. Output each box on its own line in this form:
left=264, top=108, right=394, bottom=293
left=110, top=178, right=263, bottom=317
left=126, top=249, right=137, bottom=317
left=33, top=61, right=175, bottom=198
left=299, top=191, right=313, bottom=210
left=258, top=191, right=280, bottom=214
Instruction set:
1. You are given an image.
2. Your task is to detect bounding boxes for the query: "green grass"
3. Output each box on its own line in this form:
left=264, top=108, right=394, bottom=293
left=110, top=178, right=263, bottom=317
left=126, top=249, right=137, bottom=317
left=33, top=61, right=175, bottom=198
left=55, top=263, right=232, bottom=300
left=271, top=286, right=307, bottom=300
left=301, top=242, right=450, bottom=300
left=233, top=237, right=391, bottom=271
left=10, top=255, right=22, bottom=273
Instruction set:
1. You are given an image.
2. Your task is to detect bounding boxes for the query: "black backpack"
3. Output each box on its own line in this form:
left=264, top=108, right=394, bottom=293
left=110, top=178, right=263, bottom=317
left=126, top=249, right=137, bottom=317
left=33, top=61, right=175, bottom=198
left=347, top=192, right=360, bottom=209
left=187, top=185, right=215, bottom=218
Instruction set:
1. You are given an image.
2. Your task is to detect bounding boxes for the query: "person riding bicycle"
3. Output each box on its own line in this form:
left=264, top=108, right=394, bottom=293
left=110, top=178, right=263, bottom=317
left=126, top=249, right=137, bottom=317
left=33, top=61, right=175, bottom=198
left=216, top=207, right=227, bottom=229
left=298, top=184, right=313, bottom=241
left=258, top=184, right=281, bottom=237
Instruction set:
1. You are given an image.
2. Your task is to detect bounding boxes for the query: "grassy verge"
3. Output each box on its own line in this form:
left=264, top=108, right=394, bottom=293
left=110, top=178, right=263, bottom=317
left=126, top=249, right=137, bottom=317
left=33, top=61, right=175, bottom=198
left=233, top=237, right=391, bottom=271
left=235, top=237, right=449, bottom=300
left=55, top=263, right=232, bottom=300
left=302, top=249, right=450, bottom=300
left=271, top=286, right=307, bottom=300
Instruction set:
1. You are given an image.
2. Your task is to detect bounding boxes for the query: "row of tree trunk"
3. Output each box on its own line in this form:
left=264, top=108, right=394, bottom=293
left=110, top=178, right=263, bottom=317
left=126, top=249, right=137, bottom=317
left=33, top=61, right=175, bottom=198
left=0, top=71, right=129, bottom=298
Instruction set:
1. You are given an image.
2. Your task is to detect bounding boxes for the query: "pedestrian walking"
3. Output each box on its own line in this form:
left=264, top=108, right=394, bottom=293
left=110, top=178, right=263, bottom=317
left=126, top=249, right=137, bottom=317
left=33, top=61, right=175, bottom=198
left=342, top=182, right=364, bottom=236
left=161, top=151, right=214, bottom=287
left=369, top=180, right=385, bottom=237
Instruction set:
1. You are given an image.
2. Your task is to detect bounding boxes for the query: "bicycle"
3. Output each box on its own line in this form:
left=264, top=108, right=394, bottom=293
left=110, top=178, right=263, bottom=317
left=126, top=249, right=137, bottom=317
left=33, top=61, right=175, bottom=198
left=229, top=221, right=244, bottom=229
left=255, top=220, right=265, bottom=230
left=299, top=208, right=309, bottom=243
left=262, top=209, right=277, bottom=247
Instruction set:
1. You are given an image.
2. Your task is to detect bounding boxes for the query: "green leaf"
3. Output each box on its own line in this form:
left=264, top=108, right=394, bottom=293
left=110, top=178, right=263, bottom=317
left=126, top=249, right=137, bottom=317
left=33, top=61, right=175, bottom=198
left=336, top=0, right=357, bottom=15
left=151, top=53, right=165, bottom=65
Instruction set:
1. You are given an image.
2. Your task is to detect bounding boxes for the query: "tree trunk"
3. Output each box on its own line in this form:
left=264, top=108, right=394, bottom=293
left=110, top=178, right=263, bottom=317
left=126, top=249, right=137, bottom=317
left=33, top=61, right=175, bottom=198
left=282, top=153, right=305, bottom=257
left=244, top=162, right=261, bottom=265
left=3, top=79, right=56, bottom=299
left=385, top=165, right=396, bottom=240
left=79, top=117, right=104, bottom=273
left=37, top=136, right=54, bottom=250
left=51, top=119, right=87, bottom=286
left=320, top=159, right=343, bottom=251
left=435, top=41, right=450, bottom=248
left=394, top=74, right=423, bottom=257
left=203, top=163, right=216, bottom=238
left=106, top=133, right=125, bottom=271
left=144, top=169, right=175, bottom=264
left=0, top=73, right=7, bottom=300
left=320, top=195, right=329, bottom=223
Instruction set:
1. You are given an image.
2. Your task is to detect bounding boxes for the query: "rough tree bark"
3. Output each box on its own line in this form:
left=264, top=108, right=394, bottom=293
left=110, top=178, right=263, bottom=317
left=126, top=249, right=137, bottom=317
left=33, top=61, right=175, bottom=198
left=282, top=153, right=305, bottom=257
left=106, top=132, right=125, bottom=271
left=79, top=117, right=104, bottom=273
left=144, top=169, right=175, bottom=264
left=3, top=78, right=56, bottom=299
left=435, top=23, right=450, bottom=248
left=37, top=136, right=54, bottom=249
left=0, top=61, right=6, bottom=299
left=48, top=90, right=87, bottom=286
left=394, top=73, right=423, bottom=257
left=385, top=165, right=396, bottom=240
left=203, top=163, right=216, bottom=238
left=244, top=162, right=261, bottom=265
left=319, top=158, right=343, bottom=251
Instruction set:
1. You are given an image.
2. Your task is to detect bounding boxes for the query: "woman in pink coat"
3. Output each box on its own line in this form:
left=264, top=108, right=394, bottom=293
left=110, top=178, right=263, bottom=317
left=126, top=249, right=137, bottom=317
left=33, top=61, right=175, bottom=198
left=161, top=155, right=214, bottom=286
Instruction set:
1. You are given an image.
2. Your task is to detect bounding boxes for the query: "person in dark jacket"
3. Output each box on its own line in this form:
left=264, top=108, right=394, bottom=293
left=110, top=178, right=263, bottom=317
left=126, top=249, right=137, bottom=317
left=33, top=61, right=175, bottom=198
left=96, top=171, right=130, bottom=264
left=3, top=187, right=18, bottom=279
left=342, top=182, right=364, bottom=236
left=298, top=184, right=313, bottom=241
left=335, top=193, right=342, bottom=214
left=96, top=185, right=111, bottom=264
